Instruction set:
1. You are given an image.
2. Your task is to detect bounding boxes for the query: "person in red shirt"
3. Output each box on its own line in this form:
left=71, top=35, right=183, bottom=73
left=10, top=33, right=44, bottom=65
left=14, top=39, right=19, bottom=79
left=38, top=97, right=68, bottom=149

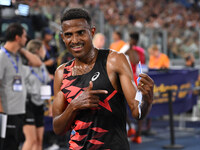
left=125, top=33, right=145, bottom=83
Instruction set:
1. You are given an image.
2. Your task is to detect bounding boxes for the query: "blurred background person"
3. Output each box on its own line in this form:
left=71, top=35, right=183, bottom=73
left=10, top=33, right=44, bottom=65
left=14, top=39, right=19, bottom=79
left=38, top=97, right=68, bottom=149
left=124, top=32, right=145, bottom=82
left=0, top=23, right=42, bottom=150
left=93, top=33, right=106, bottom=49
left=22, top=39, right=51, bottom=150
left=42, top=27, right=58, bottom=77
left=148, top=44, right=170, bottom=69
left=41, top=28, right=63, bottom=150
left=109, top=31, right=126, bottom=52
left=185, top=53, right=195, bottom=68
left=41, top=27, right=58, bottom=114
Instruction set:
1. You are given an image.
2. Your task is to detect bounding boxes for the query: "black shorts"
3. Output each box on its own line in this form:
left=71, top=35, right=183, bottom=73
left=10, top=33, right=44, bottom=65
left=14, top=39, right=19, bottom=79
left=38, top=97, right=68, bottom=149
left=24, top=100, right=44, bottom=127
left=3, top=114, right=25, bottom=150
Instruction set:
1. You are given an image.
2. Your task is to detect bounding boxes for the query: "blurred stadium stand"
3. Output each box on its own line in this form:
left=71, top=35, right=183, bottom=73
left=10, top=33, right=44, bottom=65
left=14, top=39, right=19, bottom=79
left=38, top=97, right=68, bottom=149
left=1, top=0, right=200, bottom=68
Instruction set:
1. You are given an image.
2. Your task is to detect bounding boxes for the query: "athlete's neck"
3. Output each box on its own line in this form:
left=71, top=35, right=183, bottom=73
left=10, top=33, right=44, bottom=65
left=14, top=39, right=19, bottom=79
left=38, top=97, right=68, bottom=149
left=72, top=48, right=98, bottom=76
left=75, top=48, right=98, bottom=66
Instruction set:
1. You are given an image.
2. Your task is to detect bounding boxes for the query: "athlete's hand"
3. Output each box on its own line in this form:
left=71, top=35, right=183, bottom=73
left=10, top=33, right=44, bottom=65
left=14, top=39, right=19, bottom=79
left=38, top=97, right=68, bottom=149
left=137, top=73, right=154, bottom=104
left=71, top=81, right=108, bottom=110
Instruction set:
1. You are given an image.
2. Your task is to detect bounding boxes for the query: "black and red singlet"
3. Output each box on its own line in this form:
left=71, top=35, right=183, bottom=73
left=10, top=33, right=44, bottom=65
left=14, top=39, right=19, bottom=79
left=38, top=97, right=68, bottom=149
left=61, top=50, right=129, bottom=150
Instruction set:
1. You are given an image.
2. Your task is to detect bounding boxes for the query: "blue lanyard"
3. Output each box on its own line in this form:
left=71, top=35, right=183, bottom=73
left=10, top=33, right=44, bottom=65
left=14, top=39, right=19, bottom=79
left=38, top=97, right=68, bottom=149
left=1, top=46, right=19, bottom=73
left=30, top=67, right=46, bottom=84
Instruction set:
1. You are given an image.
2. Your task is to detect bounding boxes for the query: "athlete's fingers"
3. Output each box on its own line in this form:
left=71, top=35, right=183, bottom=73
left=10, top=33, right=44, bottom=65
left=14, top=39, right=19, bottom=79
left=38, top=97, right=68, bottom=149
left=84, top=103, right=99, bottom=109
left=90, top=90, right=108, bottom=94
left=86, top=81, right=93, bottom=91
left=139, top=74, right=154, bottom=85
left=86, top=81, right=108, bottom=94
left=138, top=87, right=153, bottom=104
left=86, top=95, right=100, bottom=101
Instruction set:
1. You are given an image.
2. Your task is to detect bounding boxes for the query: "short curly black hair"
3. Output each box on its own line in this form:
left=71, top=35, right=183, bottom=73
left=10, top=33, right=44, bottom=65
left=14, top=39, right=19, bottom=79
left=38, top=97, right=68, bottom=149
left=61, top=8, right=92, bottom=26
left=129, top=32, right=139, bottom=42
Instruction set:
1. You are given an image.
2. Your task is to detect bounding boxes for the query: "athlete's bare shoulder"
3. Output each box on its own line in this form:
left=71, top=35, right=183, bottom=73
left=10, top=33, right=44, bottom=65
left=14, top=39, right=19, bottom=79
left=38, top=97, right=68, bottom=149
left=55, top=59, right=74, bottom=76
left=107, top=49, right=129, bottom=73
left=55, top=63, right=66, bottom=76
left=54, top=62, right=71, bottom=94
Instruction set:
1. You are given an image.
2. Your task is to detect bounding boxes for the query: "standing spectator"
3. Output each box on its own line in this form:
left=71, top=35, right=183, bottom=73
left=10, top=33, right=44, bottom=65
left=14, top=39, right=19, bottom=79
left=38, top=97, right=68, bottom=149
left=42, top=27, right=58, bottom=102
left=124, top=33, right=145, bottom=83
left=22, top=39, right=51, bottom=150
left=42, top=27, right=58, bottom=76
left=185, top=53, right=195, bottom=68
left=148, top=44, right=170, bottom=69
left=109, top=31, right=126, bottom=52
left=0, top=23, right=42, bottom=150
left=41, top=27, right=61, bottom=150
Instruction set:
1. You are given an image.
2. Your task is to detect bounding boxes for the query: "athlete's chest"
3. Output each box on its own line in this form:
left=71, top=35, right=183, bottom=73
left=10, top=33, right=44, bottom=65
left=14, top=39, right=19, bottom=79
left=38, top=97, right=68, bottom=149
left=70, top=67, right=108, bottom=90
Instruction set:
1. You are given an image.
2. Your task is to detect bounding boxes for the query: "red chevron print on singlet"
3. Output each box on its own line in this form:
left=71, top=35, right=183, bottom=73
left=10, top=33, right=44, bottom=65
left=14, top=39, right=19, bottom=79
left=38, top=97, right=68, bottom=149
left=61, top=61, right=87, bottom=103
left=69, top=140, right=83, bottom=150
left=69, top=120, right=108, bottom=149
left=98, top=90, right=117, bottom=112
left=74, top=120, right=93, bottom=130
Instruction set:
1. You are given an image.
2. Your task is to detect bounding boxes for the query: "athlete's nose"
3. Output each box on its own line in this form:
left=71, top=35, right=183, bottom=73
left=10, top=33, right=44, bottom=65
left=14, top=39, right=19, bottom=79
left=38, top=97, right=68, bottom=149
left=71, top=34, right=79, bottom=44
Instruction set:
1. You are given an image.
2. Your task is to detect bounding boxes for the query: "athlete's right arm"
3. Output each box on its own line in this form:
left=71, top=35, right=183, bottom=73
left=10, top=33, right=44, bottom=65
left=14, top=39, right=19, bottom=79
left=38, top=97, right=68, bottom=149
left=52, top=64, right=76, bottom=135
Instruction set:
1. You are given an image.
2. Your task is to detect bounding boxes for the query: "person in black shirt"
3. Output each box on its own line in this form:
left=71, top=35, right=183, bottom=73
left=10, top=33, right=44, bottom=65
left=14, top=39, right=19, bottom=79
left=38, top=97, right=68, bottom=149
left=42, top=27, right=58, bottom=75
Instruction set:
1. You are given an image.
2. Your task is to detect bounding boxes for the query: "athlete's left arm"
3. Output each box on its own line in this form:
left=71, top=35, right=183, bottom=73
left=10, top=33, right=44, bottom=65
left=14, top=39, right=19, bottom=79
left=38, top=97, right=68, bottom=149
left=108, top=52, right=154, bottom=119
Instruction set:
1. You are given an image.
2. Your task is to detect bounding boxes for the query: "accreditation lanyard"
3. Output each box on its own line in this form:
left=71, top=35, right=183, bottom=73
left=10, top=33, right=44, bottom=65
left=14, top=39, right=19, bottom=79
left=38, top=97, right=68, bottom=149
left=1, top=47, right=19, bottom=73
left=30, top=67, right=46, bottom=84
left=1, top=46, right=22, bottom=92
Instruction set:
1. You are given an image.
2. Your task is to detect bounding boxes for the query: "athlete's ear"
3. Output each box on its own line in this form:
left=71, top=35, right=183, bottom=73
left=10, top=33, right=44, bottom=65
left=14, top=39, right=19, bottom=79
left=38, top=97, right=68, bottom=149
left=91, top=26, right=96, bottom=37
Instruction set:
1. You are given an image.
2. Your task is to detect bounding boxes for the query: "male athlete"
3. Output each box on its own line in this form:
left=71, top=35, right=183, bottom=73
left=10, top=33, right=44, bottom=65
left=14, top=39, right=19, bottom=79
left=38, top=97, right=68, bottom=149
left=52, top=8, right=154, bottom=150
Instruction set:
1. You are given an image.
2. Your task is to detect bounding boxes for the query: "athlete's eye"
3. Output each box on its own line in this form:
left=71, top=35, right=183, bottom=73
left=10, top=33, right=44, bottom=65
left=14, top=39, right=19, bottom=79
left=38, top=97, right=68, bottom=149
left=78, top=30, right=85, bottom=35
left=64, top=32, right=72, bottom=38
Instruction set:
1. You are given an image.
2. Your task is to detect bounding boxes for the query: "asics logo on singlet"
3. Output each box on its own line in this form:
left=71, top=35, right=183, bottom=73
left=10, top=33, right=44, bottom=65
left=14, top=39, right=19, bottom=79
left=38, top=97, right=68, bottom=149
left=91, top=72, right=100, bottom=81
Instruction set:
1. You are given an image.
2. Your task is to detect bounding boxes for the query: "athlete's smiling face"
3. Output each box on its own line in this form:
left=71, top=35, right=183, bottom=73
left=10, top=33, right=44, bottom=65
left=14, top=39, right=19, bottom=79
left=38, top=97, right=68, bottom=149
left=61, top=18, right=96, bottom=59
